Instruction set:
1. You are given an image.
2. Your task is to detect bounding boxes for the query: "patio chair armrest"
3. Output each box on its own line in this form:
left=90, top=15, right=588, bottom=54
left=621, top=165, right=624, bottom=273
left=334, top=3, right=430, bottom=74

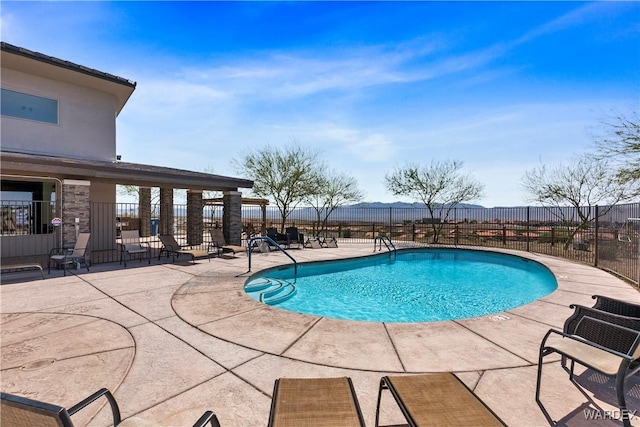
left=67, top=388, right=122, bottom=425
left=553, top=316, right=640, bottom=358
left=49, top=247, right=72, bottom=256
left=192, top=410, right=221, bottom=427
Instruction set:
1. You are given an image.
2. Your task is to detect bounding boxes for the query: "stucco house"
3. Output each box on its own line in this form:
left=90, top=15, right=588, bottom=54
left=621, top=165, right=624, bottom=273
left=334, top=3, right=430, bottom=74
left=1, top=42, right=253, bottom=265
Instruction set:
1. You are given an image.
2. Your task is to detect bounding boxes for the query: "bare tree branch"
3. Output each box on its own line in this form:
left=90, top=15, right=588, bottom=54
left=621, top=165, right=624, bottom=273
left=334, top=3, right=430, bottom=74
left=384, top=160, right=484, bottom=243
left=521, top=154, right=636, bottom=249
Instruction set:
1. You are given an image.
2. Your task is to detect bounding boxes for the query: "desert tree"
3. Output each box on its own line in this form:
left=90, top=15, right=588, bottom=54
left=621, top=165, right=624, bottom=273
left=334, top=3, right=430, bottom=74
left=593, top=111, right=640, bottom=190
left=304, top=170, right=364, bottom=237
left=521, top=154, right=637, bottom=250
left=234, top=144, right=321, bottom=231
left=384, top=160, right=484, bottom=243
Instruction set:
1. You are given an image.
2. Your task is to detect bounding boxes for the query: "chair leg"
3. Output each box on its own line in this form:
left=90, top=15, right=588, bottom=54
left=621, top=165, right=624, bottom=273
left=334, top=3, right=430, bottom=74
left=535, top=349, right=544, bottom=407
left=375, top=377, right=387, bottom=427
left=616, top=365, right=632, bottom=427
left=535, top=346, right=555, bottom=427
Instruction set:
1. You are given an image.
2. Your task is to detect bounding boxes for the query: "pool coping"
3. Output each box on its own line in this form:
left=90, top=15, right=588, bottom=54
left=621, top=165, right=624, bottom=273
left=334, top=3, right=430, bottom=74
left=241, top=246, right=560, bottom=323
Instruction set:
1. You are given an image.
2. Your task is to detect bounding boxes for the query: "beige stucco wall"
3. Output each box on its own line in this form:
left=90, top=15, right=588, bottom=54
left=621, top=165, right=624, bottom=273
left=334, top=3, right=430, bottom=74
left=90, top=181, right=116, bottom=204
left=1, top=67, right=117, bottom=161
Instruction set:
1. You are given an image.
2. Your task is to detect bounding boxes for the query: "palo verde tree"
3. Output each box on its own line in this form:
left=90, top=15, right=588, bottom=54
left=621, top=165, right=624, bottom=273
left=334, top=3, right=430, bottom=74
left=593, top=111, right=640, bottom=191
left=304, top=170, right=364, bottom=237
left=234, top=144, right=321, bottom=232
left=384, top=160, right=484, bottom=243
left=521, top=154, right=637, bottom=250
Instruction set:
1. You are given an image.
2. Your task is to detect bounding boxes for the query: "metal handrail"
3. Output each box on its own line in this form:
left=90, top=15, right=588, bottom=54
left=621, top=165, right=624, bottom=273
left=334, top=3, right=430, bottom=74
left=248, top=236, right=298, bottom=274
left=374, top=235, right=396, bottom=253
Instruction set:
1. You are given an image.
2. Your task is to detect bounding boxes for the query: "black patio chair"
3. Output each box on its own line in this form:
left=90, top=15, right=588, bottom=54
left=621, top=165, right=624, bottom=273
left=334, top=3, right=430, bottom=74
left=285, top=227, right=304, bottom=249
left=266, top=227, right=290, bottom=248
left=0, top=388, right=220, bottom=427
left=537, top=308, right=640, bottom=427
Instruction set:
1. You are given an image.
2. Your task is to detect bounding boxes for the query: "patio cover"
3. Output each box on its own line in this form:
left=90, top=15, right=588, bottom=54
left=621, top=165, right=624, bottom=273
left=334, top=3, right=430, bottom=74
left=0, top=151, right=253, bottom=191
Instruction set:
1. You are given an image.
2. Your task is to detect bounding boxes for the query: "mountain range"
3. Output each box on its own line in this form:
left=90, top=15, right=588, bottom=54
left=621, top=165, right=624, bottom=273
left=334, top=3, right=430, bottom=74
left=349, top=201, right=485, bottom=209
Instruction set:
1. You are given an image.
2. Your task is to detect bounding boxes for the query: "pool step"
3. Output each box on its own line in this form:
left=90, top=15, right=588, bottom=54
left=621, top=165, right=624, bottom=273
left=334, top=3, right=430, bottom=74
left=244, top=278, right=273, bottom=293
left=245, top=278, right=297, bottom=306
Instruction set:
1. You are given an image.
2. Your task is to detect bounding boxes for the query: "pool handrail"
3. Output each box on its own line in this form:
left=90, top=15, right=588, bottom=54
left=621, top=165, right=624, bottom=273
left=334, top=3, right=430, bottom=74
left=248, top=236, right=298, bottom=274
left=374, top=236, right=396, bottom=253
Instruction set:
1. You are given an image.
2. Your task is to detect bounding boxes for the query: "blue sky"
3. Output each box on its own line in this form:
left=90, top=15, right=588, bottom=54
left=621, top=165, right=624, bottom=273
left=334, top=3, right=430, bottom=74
left=2, top=1, right=639, bottom=207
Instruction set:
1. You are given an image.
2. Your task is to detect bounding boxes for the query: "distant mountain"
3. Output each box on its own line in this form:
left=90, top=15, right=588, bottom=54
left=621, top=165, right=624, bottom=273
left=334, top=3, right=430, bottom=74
left=349, top=201, right=486, bottom=209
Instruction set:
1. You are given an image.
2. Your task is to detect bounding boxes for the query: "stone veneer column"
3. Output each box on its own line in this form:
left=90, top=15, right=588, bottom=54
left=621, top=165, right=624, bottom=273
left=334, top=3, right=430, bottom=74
left=187, top=190, right=203, bottom=246
left=139, top=187, right=151, bottom=238
left=159, top=188, right=174, bottom=236
left=223, top=191, right=242, bottom=245
left=62, top=179, right=90, bottom=246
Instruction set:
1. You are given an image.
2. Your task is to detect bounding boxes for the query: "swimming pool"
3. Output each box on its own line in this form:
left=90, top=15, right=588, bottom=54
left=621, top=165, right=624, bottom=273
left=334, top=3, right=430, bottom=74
left=244, top=248, right=558, bottom=322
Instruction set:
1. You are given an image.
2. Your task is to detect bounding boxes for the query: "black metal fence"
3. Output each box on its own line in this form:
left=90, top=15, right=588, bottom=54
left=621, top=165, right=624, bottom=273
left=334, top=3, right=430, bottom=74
left=236, top=202, right=639, bottom=286
left=1, top=200, right=56, bottom=235
left=2, top=199, right=638, bottom=287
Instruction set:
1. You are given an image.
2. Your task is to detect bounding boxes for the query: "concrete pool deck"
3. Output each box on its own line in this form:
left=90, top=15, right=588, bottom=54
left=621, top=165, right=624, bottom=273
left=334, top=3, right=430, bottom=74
left=1, top=244, right=639, bottom=426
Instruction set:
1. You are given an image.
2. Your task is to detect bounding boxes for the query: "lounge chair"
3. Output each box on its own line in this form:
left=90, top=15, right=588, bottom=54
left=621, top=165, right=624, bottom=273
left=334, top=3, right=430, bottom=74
left=304, top=237, right=323, bottom=249
left=119, top=230, right=150, bottom=267
left=322, top=237, right=338, bottom=248
left=268, top=377, right=365, bottom=427
left=158, top=235, right=211, bottom=263
left=2, top=262, right=45, bottom=279
left=537, top=308, right=640, bottom=427
left=209, top=228, right=246, bottom=257
left=266, top=227, right=290, bottom=248
left=48, top=232, right=91, bottom=276
left=375, top=373, right=505, bottom=426
left=285, top=227, right=304, bottom=249
left=0, top=388, right=220, bottom=427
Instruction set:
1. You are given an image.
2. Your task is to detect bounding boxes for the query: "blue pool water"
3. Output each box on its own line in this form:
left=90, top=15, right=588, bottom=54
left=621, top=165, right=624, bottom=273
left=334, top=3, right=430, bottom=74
left=244, top=248, right=558, bottom=322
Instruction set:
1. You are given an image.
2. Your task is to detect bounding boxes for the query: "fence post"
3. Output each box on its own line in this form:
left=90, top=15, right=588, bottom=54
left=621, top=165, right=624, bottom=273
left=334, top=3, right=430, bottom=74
left=551, top=227, right=555, bottom=247
left=502, top=225, right=507, bottom=246
left=455, top=224, right=460, bottom=245
left=594, top=205, right=599, bottom=267
left=412, top=223, right=416, bottom=242
left=372, top=223, right=376, bottom=239
left=526, top=206, right=530, bottom=252
left=389, top=207, right=392, bottom=239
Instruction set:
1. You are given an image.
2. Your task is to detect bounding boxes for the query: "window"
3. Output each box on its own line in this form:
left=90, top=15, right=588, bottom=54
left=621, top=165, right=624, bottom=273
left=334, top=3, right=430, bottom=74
left=1, top=88, right=58, bottom=124
left=1, top=182, right=57, bottom=235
